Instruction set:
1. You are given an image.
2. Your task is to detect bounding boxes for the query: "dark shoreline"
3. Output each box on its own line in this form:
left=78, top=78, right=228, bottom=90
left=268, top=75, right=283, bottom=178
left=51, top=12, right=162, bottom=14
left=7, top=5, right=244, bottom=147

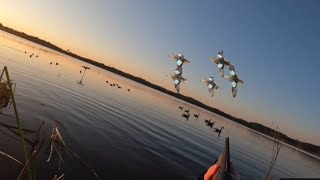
left=0, top=22, right=319, bottom=157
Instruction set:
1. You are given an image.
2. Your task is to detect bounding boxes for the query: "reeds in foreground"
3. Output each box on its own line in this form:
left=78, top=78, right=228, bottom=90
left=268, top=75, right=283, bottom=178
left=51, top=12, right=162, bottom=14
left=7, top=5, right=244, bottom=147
left=0, top=66, right=32, bottom=180
left=265, top=122, right=282, bottom=180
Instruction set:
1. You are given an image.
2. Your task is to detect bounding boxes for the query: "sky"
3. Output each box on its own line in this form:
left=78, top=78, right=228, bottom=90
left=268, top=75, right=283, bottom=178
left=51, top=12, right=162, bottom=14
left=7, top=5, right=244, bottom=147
left=0, top=0, right=319, bottom=145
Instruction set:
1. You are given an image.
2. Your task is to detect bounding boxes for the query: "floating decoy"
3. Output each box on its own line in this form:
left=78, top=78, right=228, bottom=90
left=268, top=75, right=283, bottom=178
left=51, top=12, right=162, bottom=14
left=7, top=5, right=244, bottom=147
left=184, top=109, right=190, bottom=113
left=214, top=126, right=224, bottom=136
left=168, top=53, right=190, bottom=67
left=205, top=119, right=215, bottom=129
left=194, top=113, right=200, bottom=120
left=182, top=113, right=190, bottom=120
left=224, top=73, right=244, bottom=98
left=201, top=77, right=219, bottom=97
left=179, top=106, right=183, bottom=110
left=209, top=50, right=231, bottom=77
left=167, top=73, right=187, bottom=93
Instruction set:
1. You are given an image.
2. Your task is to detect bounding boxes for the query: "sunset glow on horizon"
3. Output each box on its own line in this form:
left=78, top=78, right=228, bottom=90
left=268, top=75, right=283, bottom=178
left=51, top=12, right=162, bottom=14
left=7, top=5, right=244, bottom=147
left=1, top=0, right=320, bottom=145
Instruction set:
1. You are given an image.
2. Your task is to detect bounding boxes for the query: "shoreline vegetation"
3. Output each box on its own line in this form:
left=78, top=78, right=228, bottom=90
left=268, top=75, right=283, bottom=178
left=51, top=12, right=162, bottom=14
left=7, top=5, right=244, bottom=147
left=0, top=22, right=319, bottom=158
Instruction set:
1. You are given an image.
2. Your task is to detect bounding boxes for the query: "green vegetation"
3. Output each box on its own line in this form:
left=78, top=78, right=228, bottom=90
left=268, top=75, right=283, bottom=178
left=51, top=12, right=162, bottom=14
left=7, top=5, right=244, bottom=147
left=0, top=22, right=319, bottom=157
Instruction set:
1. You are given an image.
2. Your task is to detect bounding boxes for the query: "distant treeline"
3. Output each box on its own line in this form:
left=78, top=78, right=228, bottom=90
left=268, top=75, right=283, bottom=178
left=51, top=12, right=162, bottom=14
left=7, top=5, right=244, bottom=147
left=0, top=23, right=319, bottom=157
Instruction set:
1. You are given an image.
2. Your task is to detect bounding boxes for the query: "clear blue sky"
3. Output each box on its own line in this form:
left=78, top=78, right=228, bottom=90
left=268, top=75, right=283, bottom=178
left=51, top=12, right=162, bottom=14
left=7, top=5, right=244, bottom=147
left=0, top=0, right=319, bottom=145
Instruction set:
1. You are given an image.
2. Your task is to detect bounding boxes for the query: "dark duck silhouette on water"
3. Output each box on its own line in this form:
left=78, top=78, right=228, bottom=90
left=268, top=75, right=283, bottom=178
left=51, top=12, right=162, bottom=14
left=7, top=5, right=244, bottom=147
left=179, top=106, right=183, bottom=110
left=182, top=113, right=190, bottom=120
left=194, top=113, right=200, bottom=120
left=214, top=126, right=224, bottom=136
left=205, top=119, right=215, bottom=129
left=184, top=109, right=190, bottom=113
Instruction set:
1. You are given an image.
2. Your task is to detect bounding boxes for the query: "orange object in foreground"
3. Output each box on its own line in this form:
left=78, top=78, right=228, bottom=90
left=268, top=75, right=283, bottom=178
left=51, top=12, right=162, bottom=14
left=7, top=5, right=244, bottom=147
left=204, top=164, right=220, bottom=180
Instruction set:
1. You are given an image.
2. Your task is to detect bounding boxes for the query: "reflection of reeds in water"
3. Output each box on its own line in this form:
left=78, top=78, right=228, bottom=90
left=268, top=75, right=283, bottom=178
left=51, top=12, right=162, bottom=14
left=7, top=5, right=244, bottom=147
left=265, top=122, right=282, bottom=180
left=47, top=120, right=101, bottom=180
left=0, top=121, right=45, bottom=180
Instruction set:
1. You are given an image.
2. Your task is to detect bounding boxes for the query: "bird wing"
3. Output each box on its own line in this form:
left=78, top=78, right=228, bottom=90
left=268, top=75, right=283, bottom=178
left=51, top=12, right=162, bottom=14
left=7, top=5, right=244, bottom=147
left=201, top=79, right=209, bottom=86
left=209, top=57, right=220, bottom=64
left=183, top=58, right=190, bottom=64
left=168, top=54, right=179, bottom=61
left=180, top=76, right=187, bottom=82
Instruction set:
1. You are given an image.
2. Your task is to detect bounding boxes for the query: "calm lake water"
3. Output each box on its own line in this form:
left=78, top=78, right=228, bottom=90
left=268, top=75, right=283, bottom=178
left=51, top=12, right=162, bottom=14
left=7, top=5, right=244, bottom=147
left=0, top=30, right=320, bottom=180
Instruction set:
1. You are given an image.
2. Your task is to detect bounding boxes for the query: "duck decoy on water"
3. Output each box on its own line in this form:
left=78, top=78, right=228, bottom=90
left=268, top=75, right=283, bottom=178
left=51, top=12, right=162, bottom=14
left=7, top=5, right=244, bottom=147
left=214, top=126, right=224, bottom=136
left=182, top=113, right=190, bottom=120
left=194, top=113, right=200, bottom=120
left=205, top=119, right=215, bottom=129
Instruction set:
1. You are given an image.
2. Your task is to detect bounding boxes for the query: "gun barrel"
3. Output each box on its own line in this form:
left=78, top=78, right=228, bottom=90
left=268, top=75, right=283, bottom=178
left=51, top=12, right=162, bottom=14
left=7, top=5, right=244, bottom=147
left=215, top=137, right=232, bottom=180
left=221, top=137, right=230, bottom=172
